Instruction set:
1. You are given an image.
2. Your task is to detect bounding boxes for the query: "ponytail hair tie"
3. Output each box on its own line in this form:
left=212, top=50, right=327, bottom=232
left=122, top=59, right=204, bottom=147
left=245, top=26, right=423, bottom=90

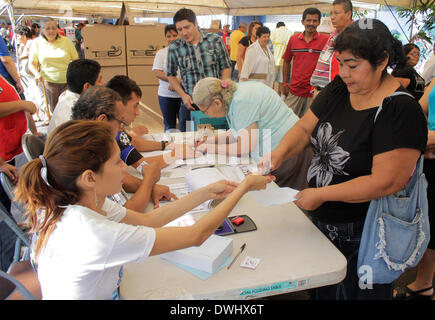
left=39, top=155, right=52, bottom=188
left=221, top=80, right=229, bottom=88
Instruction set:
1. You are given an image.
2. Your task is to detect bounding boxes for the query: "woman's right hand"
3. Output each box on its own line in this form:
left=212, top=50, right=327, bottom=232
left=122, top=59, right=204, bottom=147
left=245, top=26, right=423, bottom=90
left=257, top=150, right=284, bottom=175
left=241, top=174, right=275, bottom=192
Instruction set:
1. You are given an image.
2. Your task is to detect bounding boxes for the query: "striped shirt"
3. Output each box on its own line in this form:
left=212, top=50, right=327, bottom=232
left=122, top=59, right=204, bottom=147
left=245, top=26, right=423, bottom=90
left=310, top=29, right=339, bottom=89
left=166, top=29, right=231, bottom=96
left=282, top=32, right=329, bottom=97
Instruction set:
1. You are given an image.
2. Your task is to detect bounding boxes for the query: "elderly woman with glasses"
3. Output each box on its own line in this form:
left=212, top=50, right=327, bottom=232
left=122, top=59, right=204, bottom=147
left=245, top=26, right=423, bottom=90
left=192, top=77, right=313, bottom=191
left=392, top=43, right=426, bottom=100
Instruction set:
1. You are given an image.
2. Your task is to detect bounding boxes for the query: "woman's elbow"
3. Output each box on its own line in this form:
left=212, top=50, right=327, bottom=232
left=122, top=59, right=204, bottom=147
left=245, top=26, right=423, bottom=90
left=123, top=201, right=145, bottom=213
left=375, top=176, right=409, bottom=197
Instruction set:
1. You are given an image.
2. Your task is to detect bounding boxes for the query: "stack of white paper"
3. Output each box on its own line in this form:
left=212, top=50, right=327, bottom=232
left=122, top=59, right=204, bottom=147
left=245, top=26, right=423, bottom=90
left=160, top=235, right=233, bottom=274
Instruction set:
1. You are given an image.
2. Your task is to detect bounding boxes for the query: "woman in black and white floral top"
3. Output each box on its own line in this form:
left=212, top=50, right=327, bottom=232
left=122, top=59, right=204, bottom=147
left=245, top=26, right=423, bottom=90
left=258, top=19, right=428, bottom=300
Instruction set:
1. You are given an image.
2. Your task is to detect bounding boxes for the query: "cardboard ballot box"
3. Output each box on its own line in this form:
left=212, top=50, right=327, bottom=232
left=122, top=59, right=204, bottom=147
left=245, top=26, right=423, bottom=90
left=100, top=66, right=127, bottom=83
left=128, top=65, right=159, bottom=85
left=82, top=25, right=127, bottom=67
left=126, top=25, right=167, bottom=66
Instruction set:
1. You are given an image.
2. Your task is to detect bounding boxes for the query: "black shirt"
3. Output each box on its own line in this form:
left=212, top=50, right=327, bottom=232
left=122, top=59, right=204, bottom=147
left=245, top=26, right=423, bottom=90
left=116, top=130, right=143, bottom=166
left=308, top=76, right=428, bottom=223
left=392, top=65, right=426, bottom=100
left=239, top=36, right=253, bottom=48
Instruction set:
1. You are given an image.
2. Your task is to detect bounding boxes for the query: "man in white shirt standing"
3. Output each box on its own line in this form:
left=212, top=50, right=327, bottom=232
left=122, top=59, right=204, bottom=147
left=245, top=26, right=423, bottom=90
left=47, top=59, right=104, bottom=134
left=270, top=22, right=292, bottom=95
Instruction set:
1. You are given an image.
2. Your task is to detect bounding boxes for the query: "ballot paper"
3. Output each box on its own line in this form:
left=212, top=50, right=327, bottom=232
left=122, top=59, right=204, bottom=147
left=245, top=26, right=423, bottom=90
left=159, top=166, right=247, bottom=210
left=159, top=182, right=209, bottom=214
left=249, top=187, right=299, bottom=206
left=185, top=166, right=246, bottom=208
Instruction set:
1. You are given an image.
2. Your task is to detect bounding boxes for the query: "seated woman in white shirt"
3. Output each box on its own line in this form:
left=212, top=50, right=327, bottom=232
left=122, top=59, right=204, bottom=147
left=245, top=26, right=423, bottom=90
left=15, top=120, right=273, bottom=300
left=239, top=26, right=275, bottom=88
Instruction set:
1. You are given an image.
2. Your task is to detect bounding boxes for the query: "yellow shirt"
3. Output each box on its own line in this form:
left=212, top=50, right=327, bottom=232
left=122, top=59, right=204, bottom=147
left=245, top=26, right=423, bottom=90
left=30, top=35, right=78, bottom=83
left=229, top=29, right=245, bottom=61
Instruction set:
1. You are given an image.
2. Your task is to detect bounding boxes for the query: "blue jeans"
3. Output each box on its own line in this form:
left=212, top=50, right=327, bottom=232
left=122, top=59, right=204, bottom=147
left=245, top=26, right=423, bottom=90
left=230, top=60, right=238, bottom=81
left=158, top=95, right=182, bottom=131
left=310, top=217, right=393, bottom=300
left=178, top=102, right=191, bottom=132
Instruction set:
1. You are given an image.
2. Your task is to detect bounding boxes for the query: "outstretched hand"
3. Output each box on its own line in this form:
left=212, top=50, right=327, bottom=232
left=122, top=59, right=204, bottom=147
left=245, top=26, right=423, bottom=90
left=207, top=180, right=239, bottom=199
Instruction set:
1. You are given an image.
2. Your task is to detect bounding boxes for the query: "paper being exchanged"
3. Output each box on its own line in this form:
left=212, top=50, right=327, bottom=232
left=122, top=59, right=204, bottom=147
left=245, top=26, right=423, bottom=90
left=249, top=187, right=299, bottom=206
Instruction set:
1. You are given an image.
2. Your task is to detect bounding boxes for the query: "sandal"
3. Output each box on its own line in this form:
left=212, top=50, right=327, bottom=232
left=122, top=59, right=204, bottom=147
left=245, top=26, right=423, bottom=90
left=394, top=286, right=434, bottom=300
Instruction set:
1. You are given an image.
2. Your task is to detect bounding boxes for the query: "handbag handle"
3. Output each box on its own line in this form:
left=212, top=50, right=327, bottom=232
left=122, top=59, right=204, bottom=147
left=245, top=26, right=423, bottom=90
left=373, top=91, right=415, bottom=123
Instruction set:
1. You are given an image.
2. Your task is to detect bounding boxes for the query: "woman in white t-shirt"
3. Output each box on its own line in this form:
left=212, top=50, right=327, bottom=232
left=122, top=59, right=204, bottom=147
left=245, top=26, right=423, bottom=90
left=15, top=120, right=273, bottom=300
left=152, top=24, right=182, bottom=131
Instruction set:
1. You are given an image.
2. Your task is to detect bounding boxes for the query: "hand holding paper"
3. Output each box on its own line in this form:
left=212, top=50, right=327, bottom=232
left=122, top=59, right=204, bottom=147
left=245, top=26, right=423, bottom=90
left=293, top=188, right=325, bottom=211
left=250, top=187, right=300, bottom=206
left=242, top=174, right=275, bottom=192
left=257, top=150, right=285, bottom=175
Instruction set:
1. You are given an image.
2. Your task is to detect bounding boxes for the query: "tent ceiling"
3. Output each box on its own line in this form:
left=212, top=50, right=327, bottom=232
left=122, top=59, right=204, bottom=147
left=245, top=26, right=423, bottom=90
left=3, top=0, right=414, bottom=19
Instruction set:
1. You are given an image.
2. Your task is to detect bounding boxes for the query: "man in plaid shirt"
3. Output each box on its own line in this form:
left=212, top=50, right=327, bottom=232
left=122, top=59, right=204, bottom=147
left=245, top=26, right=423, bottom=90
left=167, top=8, right=231, bottom=132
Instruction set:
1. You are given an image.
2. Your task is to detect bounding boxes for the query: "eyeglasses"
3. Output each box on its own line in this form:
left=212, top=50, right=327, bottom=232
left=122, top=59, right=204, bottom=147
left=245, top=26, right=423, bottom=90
left=105, top=114, right=128, bottom=129
left=113, top=117, right=128, bottom=129
left=409, top=52, right=420, bottom=57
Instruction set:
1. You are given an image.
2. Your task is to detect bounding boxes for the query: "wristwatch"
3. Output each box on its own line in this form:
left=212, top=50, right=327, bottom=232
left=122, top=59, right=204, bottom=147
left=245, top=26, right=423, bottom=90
left=161, top=140, right=167, bottom=151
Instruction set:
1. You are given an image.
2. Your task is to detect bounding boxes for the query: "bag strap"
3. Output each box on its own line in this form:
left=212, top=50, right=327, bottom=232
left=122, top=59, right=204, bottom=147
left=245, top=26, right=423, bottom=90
left=372, top=91, right=423, bottom=181
left=374, top=91, right=415, bottom=123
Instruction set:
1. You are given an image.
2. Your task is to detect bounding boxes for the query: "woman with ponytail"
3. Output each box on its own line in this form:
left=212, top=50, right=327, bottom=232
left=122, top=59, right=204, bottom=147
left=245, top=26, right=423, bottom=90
left=258, top=19, right=428, bottom=299
left=192, top=77, right=313, bottom=191
left=15, top=120, right=273, bottom=299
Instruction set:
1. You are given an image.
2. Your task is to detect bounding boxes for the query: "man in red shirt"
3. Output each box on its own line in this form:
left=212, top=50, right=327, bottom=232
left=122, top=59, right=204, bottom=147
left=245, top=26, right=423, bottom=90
left=218, top=24, right=231, bottom=52
left=281, top=8, right=328, bottom=117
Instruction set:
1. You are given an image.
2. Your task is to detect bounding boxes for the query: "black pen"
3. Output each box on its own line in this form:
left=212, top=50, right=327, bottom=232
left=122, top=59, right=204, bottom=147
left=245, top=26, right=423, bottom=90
left=227, top=243, right=246, bottom=270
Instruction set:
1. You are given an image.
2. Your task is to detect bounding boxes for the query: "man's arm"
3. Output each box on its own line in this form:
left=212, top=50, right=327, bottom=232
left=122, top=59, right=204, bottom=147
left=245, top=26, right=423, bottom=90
left=0, top=56, right=23, bottom=93
left=166, top=45, right=194, bottom=110
left=168, top=76, right=194, bottom=110
left=221, top=67, right=231, bottom=80
left=130, top=137, right=163, bottom=152
left=216, top=36, right=232, bottom=80
left=280, top=39, right=292, bottom=96
left=122, top=164, right=160, bottom=212
left=281, top=60, right=291, bottom=96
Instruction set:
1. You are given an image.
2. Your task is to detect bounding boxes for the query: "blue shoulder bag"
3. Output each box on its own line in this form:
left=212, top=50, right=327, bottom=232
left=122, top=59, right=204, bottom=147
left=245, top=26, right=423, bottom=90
left=357, top=91, right=431, bottom=284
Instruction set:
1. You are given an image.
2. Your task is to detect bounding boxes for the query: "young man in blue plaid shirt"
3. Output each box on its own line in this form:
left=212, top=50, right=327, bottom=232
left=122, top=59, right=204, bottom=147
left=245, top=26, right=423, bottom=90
left=166, top=8, right=232, bottom=132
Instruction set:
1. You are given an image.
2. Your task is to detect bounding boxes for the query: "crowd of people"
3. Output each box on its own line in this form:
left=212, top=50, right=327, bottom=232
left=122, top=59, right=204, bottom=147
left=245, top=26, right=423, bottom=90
left=0, top=0, right=434, bottom=301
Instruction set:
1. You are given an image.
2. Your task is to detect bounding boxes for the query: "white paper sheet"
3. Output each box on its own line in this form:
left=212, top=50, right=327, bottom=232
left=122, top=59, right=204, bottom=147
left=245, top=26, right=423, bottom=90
left=249, top=187, right=299, bottom=206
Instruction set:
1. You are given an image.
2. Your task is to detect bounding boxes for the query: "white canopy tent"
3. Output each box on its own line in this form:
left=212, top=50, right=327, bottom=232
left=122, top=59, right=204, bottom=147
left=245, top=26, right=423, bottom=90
left=1, top=0, right=415, bottom=20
